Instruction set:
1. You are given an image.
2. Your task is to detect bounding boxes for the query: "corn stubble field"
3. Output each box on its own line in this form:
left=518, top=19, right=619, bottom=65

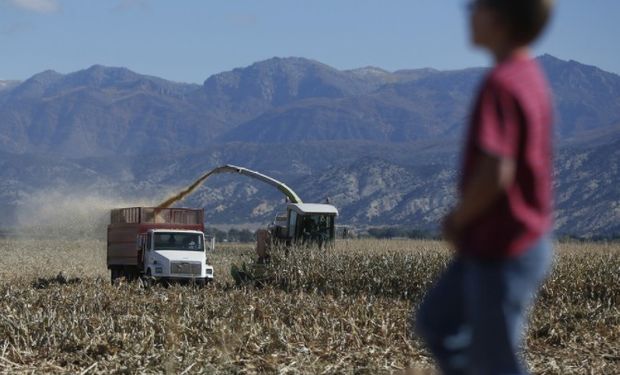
left=0, top=238, right=618, bottom=374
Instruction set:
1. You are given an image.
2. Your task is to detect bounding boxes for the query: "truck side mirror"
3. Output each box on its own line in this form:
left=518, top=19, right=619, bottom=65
left=205, top=236, right=215, bottom=252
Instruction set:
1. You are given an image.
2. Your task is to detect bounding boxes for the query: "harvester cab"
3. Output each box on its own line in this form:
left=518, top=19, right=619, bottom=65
left=273, top=203, right=338, bottom=247
left=232, top=202, right=339, bottom=285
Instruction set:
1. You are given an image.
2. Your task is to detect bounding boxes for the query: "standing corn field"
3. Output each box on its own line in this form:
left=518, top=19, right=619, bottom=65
left=0, top=238, right=618, bottom=374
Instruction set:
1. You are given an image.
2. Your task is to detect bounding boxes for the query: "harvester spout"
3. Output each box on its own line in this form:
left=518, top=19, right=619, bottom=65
left=223, top=164, right=303, bottom=204
left=158, top=164, right=303, bottom=208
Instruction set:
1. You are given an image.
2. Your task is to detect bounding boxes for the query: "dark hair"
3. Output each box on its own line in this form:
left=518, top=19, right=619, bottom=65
left=483, top=0, right=554, bottom=44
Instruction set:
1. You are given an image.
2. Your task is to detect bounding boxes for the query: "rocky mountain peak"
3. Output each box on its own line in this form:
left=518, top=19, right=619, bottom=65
left=28, top=69, right=63, bottom=83
left=347, top=66, right=391, bottom=77
left=8, top=70, right=63, bottom=98
left=64, top=65, right=142, bottom=88
left=536, top=55, right=620, bottom=135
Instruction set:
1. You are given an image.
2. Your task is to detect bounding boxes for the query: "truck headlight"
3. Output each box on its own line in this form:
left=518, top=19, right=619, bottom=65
left=155, top=267, right=163, bottom=274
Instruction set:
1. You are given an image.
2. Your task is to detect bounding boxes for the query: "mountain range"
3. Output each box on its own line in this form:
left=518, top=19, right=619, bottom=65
left=1, top=55, right=618, bottom=237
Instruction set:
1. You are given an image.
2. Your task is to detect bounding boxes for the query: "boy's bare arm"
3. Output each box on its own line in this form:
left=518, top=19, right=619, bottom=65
left=445, top=152, right=516, bottom=241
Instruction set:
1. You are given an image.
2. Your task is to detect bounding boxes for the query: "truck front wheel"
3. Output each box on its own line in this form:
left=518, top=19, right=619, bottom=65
left=141, top=268, right=154, bottom=288
left=196, top=278, right=207, bottom=288
left=110, top=267, right=121, bottom=284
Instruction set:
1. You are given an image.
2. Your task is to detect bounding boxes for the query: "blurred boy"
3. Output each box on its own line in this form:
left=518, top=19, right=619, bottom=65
left=412, top=1, right=555, bottom=374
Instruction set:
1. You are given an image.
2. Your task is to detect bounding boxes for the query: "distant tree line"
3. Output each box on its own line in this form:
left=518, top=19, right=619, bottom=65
left=201, top=226, right=620, bottom=243
left=364, top=226, right=438, bottom=240
left=204, top=227, right=255, bottom=243
left=365, top=228, right=620, bottom=242
left=555, top=233, right=620, bottom=243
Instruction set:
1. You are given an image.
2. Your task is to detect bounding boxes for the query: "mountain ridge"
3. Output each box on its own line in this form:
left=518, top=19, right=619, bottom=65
left=2, top=55, right=619, bottom=156
left=0, top=55, right=618, bottom=236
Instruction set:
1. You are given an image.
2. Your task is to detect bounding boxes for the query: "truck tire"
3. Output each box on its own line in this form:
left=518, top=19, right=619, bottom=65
left=111, top=267, right=139, bottom=284
left=140, top=269, right=153, bottom=288
left=196, top=278, right=207, bottom=288
left=110, top=268, right=121, bottom=284
left=126, top=267, right=140, bottom=281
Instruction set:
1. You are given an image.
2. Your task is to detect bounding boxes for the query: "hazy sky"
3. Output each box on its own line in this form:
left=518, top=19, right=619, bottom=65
left=1, top=0, right=619, bottom=83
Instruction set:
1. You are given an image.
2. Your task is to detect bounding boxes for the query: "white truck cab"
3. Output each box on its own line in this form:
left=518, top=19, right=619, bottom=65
left=140, top=229, right=214, bottom=285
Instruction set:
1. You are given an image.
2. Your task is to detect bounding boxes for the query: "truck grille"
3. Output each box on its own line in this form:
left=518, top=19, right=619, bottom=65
left=170, top=262, right=201, bottom=276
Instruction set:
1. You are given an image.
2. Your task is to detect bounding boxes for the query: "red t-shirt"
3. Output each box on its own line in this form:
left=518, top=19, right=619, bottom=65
left=458, top=56, right=553, bottom=258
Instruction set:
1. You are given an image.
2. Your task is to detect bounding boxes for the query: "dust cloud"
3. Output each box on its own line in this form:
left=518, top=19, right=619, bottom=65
left=10, top=165, right=221, bottom=239
left=13, top=189, right=150, bottom=239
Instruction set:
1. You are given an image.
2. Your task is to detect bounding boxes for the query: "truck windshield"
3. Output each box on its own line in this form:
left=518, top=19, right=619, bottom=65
left=153, top=232, right=203, bottom=251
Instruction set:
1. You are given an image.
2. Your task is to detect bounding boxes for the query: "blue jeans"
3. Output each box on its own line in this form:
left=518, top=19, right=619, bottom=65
left=412, top=235, right=553, bottom=375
